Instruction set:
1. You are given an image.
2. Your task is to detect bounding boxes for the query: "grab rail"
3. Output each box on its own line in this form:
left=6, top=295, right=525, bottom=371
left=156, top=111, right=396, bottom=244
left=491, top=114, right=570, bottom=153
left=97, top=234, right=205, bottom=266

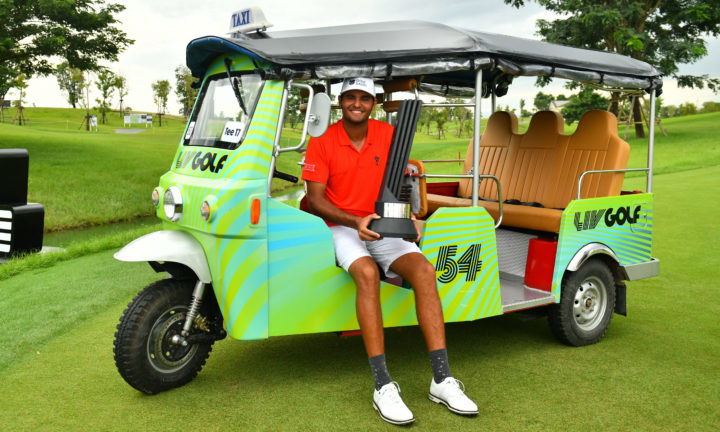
left=577, top=168, right=649, bottom=200
left=421, top=173, right=503, bottom=228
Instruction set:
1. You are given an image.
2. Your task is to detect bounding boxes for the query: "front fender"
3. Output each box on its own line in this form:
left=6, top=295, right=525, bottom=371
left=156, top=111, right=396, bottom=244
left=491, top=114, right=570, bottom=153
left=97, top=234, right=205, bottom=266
left=114, top=230, right=211, bottom=283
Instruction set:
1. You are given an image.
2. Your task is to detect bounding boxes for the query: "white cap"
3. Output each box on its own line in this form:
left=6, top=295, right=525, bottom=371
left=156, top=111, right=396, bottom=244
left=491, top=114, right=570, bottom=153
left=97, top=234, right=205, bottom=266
left=340, top=77, right=375, bottom=97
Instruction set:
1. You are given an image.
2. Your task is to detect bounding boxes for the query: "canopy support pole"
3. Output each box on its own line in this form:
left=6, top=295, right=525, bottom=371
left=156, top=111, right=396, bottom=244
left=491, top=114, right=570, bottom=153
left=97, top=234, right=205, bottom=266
left=268, top=80, right=291, bottom=197
left=472, top=69, right=483, bottom=207
left=647, top=90, right=656, bottom=193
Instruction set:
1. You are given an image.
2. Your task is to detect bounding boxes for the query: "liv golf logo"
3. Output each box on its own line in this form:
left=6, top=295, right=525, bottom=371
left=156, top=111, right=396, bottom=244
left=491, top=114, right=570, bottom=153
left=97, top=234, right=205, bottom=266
left=574, top=205, right=642, bottom=231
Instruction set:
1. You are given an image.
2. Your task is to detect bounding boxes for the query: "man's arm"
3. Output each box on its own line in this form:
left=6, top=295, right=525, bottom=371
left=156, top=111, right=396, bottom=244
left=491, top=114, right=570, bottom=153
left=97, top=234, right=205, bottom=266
left=305, top=180, right=381, bottom=241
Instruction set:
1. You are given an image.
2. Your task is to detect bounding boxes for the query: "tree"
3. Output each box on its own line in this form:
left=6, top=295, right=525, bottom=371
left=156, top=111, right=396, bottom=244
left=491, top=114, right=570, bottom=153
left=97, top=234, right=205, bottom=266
left=174, top=65, right=199, bottom=119
left=0, top=1, right=133, bottom=105
left=56, top=62, right=85, bottom=108
left=534, top=92, right=555, bottom=111
left=432, top=108, right=450, bottom=139
left=152, top=79, right=170, bottom=126
left=370, top=103, right=383, bottom=121
left=283, top=87, right=303, bottom=129
left=0, top=68, right=13, bottom=113
left=701, top=101, right=720, bottom=113
left=78, top=71, right=93, bottom=131
left=95, top=69, right=117, bottom=124
left=561, top=87, right=610, bottom=125
left=455, top=106, right=471, bottom=137
left=12, top=74, right=28, bottom=126
left=660, top=104, right=678, bottom=118
left=418, top=107, right=431, bottom=135
left=677, top=102, right=698, bottom=116
left=505, top=0, right=720, bottom=137
left=115, top=75, right=129, bottom=117
left=519, top=98, right=532, bottom=118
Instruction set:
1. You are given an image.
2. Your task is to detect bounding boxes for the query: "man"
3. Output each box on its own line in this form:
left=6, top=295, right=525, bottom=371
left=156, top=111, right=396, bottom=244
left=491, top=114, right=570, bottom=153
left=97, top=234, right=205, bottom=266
left=302, top=77, right=477, bottom=425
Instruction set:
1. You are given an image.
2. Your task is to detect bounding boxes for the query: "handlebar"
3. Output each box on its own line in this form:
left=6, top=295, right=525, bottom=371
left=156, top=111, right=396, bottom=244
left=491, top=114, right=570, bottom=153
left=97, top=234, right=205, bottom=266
left=273, top=169, right=299, bottom=183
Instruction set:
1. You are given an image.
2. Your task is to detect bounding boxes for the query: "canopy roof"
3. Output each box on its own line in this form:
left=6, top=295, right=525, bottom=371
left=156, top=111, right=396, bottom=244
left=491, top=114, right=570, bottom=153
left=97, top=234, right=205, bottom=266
left=186, top=20, right=662, bottom=95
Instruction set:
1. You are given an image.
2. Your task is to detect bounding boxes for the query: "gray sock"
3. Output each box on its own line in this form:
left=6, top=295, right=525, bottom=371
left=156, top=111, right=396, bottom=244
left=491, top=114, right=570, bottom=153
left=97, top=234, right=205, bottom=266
left=369, top=354, right=392, bottom=390
left=429, top=348, right=451, bottom=384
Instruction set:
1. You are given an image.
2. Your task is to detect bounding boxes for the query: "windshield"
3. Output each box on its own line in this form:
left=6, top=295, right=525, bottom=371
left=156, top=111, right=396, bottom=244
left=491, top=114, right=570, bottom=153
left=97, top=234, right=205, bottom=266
left=184, top=72, right=264, bottom=149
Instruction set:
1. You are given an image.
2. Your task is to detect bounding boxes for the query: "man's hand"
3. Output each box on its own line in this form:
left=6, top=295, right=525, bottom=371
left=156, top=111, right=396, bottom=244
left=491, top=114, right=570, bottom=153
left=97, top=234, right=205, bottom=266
left=357, top=213, right=382, bottom=241
left=404, top=214, right=423, bottom=243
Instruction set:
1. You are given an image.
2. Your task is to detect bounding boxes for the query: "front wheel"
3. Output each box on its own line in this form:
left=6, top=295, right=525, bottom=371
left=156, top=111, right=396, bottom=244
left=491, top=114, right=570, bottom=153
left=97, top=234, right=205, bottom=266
left=113, top=278, right=222, bottom=394
left=548, top=259, right=616, bottom=347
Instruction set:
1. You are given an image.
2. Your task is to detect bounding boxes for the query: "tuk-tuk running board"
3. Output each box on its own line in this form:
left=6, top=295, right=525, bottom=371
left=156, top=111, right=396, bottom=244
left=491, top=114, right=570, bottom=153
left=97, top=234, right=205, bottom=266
left=500, top=276, right=556, bottom=313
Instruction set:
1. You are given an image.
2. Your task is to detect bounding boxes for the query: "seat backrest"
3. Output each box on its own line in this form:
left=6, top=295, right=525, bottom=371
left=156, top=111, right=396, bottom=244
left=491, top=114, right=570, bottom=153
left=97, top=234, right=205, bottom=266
left=546, top=110, right=629, bottom=208
left=504, top=111, right=566, bottom=204
left=457, top=111, right=518, bottom=198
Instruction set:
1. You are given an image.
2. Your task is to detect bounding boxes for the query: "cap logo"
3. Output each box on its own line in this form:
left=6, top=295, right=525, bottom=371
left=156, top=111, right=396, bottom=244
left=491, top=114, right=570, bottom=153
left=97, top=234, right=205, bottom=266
left=341, top=77, right=374, bottom=96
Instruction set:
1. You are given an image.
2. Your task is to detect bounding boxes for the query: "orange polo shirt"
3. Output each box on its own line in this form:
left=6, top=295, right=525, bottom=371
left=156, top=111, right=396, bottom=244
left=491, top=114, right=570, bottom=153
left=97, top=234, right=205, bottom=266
left=302, top=119, right=394, bottom=225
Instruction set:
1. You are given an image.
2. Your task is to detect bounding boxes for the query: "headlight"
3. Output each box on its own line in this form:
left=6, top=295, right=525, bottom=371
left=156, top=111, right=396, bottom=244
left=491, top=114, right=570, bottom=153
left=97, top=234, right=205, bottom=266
left=201, top=195, right=216, bottom=221
left=163, top=186, right=183, bottom=221
left=151, top=187, right=161, bottom=206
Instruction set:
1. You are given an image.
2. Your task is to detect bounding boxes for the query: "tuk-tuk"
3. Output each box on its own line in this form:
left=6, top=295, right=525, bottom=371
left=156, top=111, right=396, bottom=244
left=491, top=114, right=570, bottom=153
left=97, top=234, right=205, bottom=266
left=113, top=8, right=661, bottom=394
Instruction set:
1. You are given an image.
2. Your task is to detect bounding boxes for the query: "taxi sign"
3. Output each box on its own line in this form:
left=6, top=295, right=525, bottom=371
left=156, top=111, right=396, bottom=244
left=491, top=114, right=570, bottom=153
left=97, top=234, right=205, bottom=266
left=228, top=7, right=273, bottom=35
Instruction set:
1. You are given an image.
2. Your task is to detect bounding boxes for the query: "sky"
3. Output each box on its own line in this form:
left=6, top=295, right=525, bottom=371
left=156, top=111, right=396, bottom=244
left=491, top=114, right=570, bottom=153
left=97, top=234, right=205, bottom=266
left=14, top=0, right=720, bottom=114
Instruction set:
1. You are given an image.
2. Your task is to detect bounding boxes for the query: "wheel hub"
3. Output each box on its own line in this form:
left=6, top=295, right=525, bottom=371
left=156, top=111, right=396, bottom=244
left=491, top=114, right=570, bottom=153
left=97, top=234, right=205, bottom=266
left=147, top=307, right=199, bottom=373
left=572, top=277, right=607, bottom=331
left=159, top=319, right=192, bottom=361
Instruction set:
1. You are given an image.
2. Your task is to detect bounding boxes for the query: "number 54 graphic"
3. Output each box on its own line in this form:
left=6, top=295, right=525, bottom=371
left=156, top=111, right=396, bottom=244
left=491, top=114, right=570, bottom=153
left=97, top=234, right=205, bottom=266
left=435, top=244, right=483, bottom=283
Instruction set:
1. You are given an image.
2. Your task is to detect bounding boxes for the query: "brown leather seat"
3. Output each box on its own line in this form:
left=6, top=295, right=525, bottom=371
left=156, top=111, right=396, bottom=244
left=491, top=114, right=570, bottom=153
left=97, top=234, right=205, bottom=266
left=426, top=111, right=518, bottom=213
left=423, top=110, right=630, bottom=233
left=547, top=110, right=629, bottom=207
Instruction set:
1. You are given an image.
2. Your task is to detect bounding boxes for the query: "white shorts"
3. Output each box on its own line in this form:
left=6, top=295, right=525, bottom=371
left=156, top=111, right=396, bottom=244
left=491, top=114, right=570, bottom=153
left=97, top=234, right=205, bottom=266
left=330, top=225, right=422, bottom=277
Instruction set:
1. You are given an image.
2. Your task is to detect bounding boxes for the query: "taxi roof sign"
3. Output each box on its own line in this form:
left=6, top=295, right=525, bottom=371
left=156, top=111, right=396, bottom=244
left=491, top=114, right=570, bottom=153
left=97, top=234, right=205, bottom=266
left=228, top=7, right=273, bottom=35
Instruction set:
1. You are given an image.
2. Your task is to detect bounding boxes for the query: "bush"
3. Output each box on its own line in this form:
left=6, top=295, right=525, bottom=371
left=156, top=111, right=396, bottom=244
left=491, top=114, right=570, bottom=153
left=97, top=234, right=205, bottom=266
left=561, top=87, right=609, bottom=125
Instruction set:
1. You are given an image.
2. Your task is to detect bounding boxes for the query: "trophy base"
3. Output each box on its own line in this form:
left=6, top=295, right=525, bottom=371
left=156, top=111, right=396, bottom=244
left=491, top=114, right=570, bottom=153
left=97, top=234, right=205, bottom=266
left=369, top=217, right=418, bottom=239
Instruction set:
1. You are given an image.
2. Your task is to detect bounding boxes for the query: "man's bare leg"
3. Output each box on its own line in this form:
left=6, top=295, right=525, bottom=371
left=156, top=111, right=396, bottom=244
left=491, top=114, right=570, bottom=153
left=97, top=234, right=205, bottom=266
left=391, top=251, right=478, bottom=415
left=390, top=252, right=446, bottom=351
left=350, top=256, right=409, bottom=419
left=348, top=256, right=384, bottom=357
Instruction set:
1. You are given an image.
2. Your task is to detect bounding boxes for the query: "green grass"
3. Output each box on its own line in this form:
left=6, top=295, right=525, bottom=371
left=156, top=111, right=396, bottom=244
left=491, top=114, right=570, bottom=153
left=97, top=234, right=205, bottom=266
left=0, top=167, right=718, bottom=431
left=1, top=105, right=188, bottom=132
left=0, top=250, right=160, bottom=373
left=0, top=223, right=159, bottom=282
left=626, top=112, right=720, bottom=176
left=0, top=107, right=184, bottom=231
left=0, top=108, right=310, bottom=230
left=0, top=107, right=719, bottom=429
left=408, top=111, right=720, bottom=181
left=2, top=108, right=719, bottom=230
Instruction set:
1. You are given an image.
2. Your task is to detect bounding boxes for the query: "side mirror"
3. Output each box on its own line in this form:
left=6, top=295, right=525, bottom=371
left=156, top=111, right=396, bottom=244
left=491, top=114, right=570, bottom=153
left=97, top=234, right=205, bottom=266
left=307, top=93, right=331, bottom=137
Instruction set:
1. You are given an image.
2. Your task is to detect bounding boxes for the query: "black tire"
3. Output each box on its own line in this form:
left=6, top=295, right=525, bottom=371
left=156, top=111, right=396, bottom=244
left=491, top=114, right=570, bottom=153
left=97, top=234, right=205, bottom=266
left=113, top=278, right=221, bottom=394
left=548, top=259, right=616, bottom=347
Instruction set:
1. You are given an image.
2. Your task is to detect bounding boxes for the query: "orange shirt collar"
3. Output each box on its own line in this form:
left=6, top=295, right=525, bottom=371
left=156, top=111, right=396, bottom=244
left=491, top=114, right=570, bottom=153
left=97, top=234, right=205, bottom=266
left=337, top=119, right=376, bottom=149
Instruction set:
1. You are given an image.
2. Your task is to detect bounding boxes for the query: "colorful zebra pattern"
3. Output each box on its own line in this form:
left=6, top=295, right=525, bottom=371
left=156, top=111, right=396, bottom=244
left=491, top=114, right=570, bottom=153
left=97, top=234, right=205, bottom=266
left=265, top=204, right=504, bottom=337
left=154, top=53, right=509, bottom=341
left=157, top=55, right=284, bottom=339
left=552, top=193, right=654, bottom=297
left=420, top=207, right=503, bottom=321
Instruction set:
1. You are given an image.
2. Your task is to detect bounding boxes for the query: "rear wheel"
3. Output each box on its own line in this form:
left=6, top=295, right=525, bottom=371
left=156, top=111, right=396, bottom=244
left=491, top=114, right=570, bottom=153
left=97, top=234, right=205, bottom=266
left=548, top=259, right=616, bottom=347
left=113, top=278, right=222, bottom=394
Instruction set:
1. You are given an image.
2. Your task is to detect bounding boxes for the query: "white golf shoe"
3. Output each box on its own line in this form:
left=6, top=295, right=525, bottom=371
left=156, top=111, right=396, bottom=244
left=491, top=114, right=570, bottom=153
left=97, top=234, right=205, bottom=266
left=372, top=381, right=415, bottom=425
left=429, top=377, right=479, bottom=415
